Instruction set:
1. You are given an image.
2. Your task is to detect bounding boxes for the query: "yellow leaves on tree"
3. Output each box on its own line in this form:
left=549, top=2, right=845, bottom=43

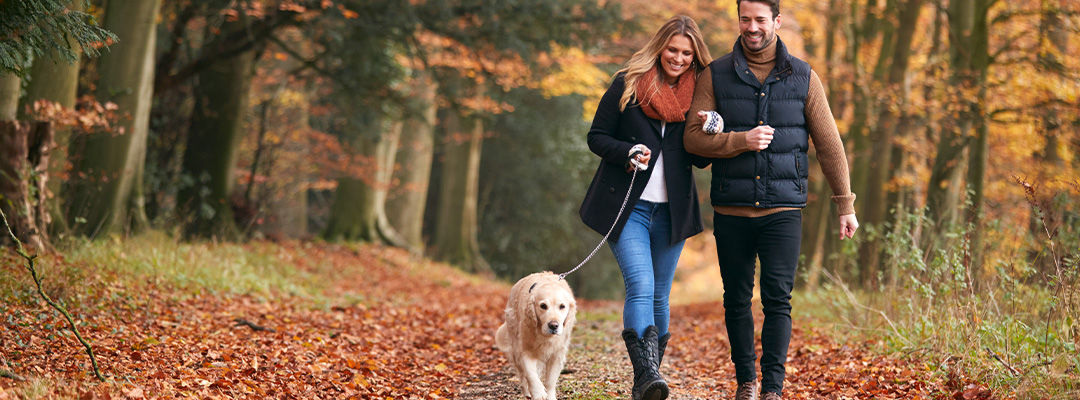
left=537, top=45, right=610, bottom=121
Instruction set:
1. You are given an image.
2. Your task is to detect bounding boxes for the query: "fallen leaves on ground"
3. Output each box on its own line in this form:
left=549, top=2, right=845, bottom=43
left=1, top=243, right=992, bottom=399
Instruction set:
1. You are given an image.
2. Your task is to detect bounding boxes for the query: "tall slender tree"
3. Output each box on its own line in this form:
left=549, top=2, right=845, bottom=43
left=19, top=1, right=85, bottom=232
left=431, top=109, right=489, bottom=272
left=386, top=70, right=437, bottom=250
left=177, top=11, right=258, bottom=239
left=857, top=0, right=925, bottom=285
left=924, top=0, right=990, bottom=239
left=66, top=0, right=161, bottom=237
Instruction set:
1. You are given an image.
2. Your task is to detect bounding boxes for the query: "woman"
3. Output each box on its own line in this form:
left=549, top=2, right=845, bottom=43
left=579, top=15, right=712, bottom=400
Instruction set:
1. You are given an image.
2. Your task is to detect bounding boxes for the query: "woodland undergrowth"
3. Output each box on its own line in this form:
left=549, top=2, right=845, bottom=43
left=799, top=180, right=1080, bottom=399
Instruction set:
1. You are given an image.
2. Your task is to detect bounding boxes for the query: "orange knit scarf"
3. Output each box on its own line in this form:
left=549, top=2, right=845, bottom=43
left=635, top=66, right=696, bottom=123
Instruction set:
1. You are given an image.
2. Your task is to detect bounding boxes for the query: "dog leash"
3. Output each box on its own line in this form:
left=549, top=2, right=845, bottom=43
left=558, top=156, right=644, bottom=281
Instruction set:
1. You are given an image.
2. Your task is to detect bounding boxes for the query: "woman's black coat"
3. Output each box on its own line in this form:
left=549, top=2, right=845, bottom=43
left=579, top=74, right=709, bottom=245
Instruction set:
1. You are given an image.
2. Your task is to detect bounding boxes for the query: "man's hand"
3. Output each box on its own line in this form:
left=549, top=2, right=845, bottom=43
left=746, top=125, right=775, bottom=151
left=839, top=213, right=859, bottom=240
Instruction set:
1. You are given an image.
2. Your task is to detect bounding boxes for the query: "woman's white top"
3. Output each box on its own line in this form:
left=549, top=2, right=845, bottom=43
left=639, top=121, right=668, bottom=203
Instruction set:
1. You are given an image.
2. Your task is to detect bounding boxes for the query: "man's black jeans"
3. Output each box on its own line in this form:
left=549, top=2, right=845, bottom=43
left=712, top=210, right=802, bottom=395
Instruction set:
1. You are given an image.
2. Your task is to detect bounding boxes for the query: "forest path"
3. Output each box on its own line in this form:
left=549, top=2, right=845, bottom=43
left=458, top=299, right=948, bottom=400
left=1, top=243, right=955, bottom=399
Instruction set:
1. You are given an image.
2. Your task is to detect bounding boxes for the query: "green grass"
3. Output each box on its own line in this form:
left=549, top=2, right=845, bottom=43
left=796, top=274, right=1080, bottom=399
left=1, top=231, right=333, bottom=309
left=565, top=384, right=620, bottom=400
left=792, top=203, right=1080, bottom=399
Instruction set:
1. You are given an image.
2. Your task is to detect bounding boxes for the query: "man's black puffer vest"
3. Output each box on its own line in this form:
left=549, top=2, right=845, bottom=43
left=709, top=37, right=811, bottom=208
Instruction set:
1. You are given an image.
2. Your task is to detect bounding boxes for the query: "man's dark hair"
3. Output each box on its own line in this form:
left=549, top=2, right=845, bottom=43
left=736, top=0, right=780, bottom=18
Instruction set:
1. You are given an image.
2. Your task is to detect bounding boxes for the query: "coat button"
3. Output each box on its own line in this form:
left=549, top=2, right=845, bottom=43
left=755, top=176, right=761, bottom=180
left=609, top=186, right=615, bottom=193
left=759, top=120, right=764, bottom=125
left=760, top=92, right=765, bottom=97
left=755, top=201, right=760, bottom=206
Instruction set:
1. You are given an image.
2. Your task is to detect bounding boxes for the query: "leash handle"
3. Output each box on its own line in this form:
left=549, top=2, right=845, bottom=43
left=628, top=147, right=649, bottom=171
left=559, top=168, right=638, bottom=280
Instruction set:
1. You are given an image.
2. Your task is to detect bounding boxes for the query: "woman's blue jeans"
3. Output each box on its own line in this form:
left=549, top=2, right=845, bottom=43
left=609, top=200, right=685, bottom=337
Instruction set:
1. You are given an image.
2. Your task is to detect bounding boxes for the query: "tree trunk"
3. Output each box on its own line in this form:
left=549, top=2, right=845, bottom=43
left=1025, top=1, right=1069, bottom=275
left=20, top=0, right=83, bottom=235
left=925, top=0, right=988, bottom=241
left=801, top=157, right=831, bottom=291
left=846, top=0, right=883, bottom=203
left=324, top=175, right=377, bottom=241
left=0, top=73, right=19, bottom=120
left=178, top=15, right=256, bottom=239
left=0, top=121, right=54, bottom=252
left=824, top=0, right=846, bottom=115
left=323, top=115, right=406, bottom=245
left=386, top=72, right=437, bottom=251
left=857, top=0, right=925, bottom=287
left=432, top=111, right=489, bottom=273
left=373, top=121, right=407, bottom=246
left=66, top=0, right=160, bottom=238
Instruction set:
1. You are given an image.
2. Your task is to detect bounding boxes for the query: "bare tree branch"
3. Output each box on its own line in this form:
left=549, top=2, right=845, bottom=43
left=0, top=208, right=105, bottom=382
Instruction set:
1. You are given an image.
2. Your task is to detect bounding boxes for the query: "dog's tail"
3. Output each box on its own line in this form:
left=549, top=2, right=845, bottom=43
left=495, top=323, right=511, bottom=352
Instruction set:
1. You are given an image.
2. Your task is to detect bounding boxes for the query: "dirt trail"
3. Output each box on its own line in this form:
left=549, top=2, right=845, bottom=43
left=2, top=244, right=945, bottom=399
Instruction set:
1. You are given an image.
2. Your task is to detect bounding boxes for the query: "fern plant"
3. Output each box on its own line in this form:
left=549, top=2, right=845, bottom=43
left=0, top=0, right=115, bottom=74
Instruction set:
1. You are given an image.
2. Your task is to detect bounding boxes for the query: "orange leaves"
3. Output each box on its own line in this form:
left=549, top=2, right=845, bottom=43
left=1, top=243, right=507, bottom=398
left=667, top=302, right=950, bottom=398
left=26, top=97, right=122, bottom=135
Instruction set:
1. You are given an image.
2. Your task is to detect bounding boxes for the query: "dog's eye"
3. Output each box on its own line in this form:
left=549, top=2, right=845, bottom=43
left=559, top=304, right=566, bottom=310
left=540, top=303, right=548, bottom=310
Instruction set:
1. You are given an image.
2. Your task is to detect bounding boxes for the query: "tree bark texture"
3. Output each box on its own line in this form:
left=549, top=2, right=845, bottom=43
left=20, top=1, right=83, bottom=234
left=66, top=0, right=161, bottom=237
left=925, top=0, right=989, bottom=240
left=857, top=0, right=925, bottom=286
left=800, top=154, right=830, bottom=290
left=432, top=111, right=489, bottom=273
left=324, top=175, right=377, bottom=241
left=179, top=14, right=256, bottom=239
left=323, top=115, right=405, bottom=245
left=0, top=121, right=54, bottom=252
left=387, top=72, right=437, bottom=250
left=0, top=73, right=19, bottom=120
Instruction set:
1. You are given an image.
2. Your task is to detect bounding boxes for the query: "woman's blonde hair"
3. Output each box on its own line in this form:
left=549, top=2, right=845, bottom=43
left=616, top=15, right=712, bottom=111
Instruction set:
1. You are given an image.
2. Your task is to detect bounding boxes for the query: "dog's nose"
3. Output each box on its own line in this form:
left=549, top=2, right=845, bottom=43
left=547, top=321, right=560, bottom=332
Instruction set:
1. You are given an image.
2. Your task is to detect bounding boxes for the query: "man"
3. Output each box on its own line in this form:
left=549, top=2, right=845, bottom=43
left=684, top=0, right=859, bottom=399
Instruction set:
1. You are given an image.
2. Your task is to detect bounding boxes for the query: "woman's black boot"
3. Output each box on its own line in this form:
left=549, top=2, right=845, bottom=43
left=622, top=326, right=668, bottom=400
left=657, top=332, right=669, bottom=368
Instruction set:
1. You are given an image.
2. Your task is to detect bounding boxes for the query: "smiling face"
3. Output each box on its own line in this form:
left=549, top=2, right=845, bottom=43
left=658, top=34, right=695, bottom=85
left=739, top=0, right=781, bottom=51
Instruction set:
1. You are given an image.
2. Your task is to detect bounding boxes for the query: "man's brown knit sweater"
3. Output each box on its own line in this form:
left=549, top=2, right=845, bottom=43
left=685, top=38, right=856, bottom=217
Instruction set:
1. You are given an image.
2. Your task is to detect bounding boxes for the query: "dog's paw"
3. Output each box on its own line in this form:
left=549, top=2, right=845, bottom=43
left=529, top=388, right=548, bottom=400
left=545, top=390, right=557, bottom=400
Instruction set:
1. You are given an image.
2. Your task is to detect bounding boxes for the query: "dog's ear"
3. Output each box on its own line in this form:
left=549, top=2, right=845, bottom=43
left=525, top=293, right=541, bottom=329
left=564, top=297, right=577, bottom=331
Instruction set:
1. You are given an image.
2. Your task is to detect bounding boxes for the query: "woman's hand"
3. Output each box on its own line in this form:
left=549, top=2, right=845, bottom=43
left=697, top=111, right=724, bottom=134
left=627, top=144, right=651, bottom=172
left=633, top=147, right=651, bottom=165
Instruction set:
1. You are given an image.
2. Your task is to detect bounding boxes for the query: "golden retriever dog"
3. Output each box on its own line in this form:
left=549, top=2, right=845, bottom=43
left=496, top=271, right=577, bottom=400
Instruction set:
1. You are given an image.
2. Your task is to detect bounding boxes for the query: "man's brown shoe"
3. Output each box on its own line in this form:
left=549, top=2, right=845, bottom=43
left=735, top=382, right=758, bottom=400
left=762, top=392, right=782, bottom=400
